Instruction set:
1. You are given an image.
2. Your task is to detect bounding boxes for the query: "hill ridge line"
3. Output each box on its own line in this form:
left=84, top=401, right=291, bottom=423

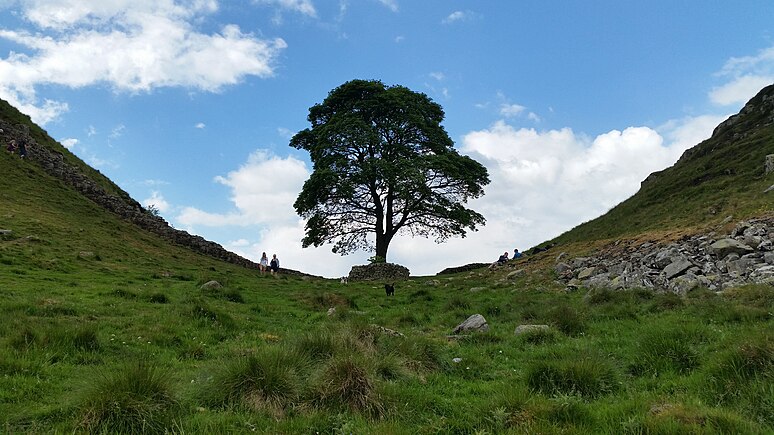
left=0, top=113, right=314, bottom=277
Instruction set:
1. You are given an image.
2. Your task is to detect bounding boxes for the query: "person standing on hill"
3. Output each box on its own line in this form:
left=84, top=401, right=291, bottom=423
left=270, top=254, right=280, bottom=275
left=17, top=138, right=27, bottom=159
left=513, top=248, right=522, bottom=259
left=6, top=138, right=17, bottom=154
left=259, top=252, right=269, bottom=274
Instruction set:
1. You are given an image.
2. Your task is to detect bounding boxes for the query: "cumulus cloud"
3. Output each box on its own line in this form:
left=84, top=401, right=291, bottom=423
left=253, top=0, right=317, bottom=17
left=60, top=137, right=78, bottom=149
left=376, top=0, right=399, bottom=13
left=142, top=190, right=171, bottom=213
left=0, top=0, right=287, bottom=124
left=177, top=149, right=309, bottom=228
left=499, top=103, right=526, bottom=118
left=195, top=122, right=206, bottom=129
left=710, top=45, right=774, bottom=106
left=174, top=149, right=373, bottom=276
left=443, top=10, right=473, bottom=24
left=402, top=115, right=718, bottom=275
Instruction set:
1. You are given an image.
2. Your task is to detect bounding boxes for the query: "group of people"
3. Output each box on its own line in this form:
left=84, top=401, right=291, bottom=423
left=258, top=252, right=280, bottom=275
left=3, top=132, right=27, bottom=159
left=496, top=248, right=523, bottom=264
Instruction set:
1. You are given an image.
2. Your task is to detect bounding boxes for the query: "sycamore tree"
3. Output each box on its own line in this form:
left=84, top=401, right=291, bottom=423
left=290, top=79, right=490, bottom=261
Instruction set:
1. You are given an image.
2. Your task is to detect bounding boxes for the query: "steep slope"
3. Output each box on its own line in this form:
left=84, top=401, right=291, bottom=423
left=0, top=99, right=281, bottom=272
left=552, top=84, right=774, bottom=245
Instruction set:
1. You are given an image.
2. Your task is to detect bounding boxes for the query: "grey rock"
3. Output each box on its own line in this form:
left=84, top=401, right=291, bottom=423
left=200, top=280, right=222, bottom=290
left=765, top=252, right=774, bottom=265
left=709, top=239, right=754, bottom=258
left=327, top=307, right=336, bottom=316
left=452, top=314, right=489, bottom=334
left=586, top=273, right=612, bottom=288
left=663, top=259, right=693, bottom=279
left=555, top=262, right=572, bottom=275
left=469, top=286, right=487, bottom=293
left=670, top=273, right=699, bottom=295
left=577, top=267, right=597, bottom=280
left=507, top=269, right=526, bottom=280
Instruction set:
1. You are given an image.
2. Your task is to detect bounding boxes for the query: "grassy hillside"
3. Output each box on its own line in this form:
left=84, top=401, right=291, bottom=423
left=1, top=92, right=772, bottom=433
left=0, top=99, right=134, bottom=202
left=551, top=84, right=774, bottom=245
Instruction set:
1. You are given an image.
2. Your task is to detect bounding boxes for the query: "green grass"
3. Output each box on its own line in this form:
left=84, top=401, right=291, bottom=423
left=2, top=96, right=774, bottom=433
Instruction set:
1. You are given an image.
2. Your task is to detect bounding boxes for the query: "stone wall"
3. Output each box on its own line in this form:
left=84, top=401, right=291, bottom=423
left=348, top=263, right=410, bottom=281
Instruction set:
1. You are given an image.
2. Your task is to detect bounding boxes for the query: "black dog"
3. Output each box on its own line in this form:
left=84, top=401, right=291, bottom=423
left=384, top=283, right=395, bottom=296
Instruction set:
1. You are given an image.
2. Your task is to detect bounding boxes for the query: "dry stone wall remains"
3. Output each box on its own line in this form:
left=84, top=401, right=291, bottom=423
left=555, top=217, right=774, bottom=294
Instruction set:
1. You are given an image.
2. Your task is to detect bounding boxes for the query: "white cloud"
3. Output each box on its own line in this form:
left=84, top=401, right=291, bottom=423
left=195, top=122, right=206, bottom=129
left=443, top=10, right=472, bottom=24
left=109, top=124, right=126, bottom=139
left=408, top=115, right=719, bottom=276
left=375, top=0, right=398, bottom=13
left=254, top=0, right=317, bottom=17
left=429, top=72, right=445, bottom=81
left=710, top=75, right=773, bottom=106
left=176, top=149, right=309, bottom=227
left=710, top=45, right=774, bottom=106
left=86, top=125, right=97, bottom=136
left=142, top=190, right=171, bottom=213
left=499, top=103, right=526, bottom=118
left=60, top=137, right=78, bottom=149
left=174, top=149, right=374, bottom=276
left=277, top=127, right=294, bottom=138
left=0, top=1, right=288, bottom=125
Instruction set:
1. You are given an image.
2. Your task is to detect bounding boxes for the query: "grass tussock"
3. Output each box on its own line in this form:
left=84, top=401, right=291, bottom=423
left=631, top=325, right=706, bottom=376
left=526, top=354, right=620, bottom=399
left=311, top=354, right=385, bottom=417
left=202, top=347, right=305, bottom=416
left=78, top=360, right=177, bottom=434
left=549, top=304, right=587, bottom=336
left=702, top=335, right=774, bottom=426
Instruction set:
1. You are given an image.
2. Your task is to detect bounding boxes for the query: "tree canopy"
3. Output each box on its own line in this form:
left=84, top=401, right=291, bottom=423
left=290, top=79, right=490, bottom=260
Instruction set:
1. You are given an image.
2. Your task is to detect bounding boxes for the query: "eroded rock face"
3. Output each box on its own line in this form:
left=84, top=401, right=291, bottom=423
left=348, top=263, right=410, bottom=281
left=555, top=217, right=774, bottom=293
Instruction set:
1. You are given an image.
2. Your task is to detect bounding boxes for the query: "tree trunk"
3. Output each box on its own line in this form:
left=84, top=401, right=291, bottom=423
left=375, top=234, right=389, bottom=261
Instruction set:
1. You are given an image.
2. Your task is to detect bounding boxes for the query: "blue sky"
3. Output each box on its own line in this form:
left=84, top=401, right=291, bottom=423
left=1, top=0, right=773, bottom=277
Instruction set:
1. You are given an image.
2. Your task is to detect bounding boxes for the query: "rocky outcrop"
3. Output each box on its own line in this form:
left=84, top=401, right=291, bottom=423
left=348, top=263, right=410, bottom=281
left=556, top=217, right=774, bottom=294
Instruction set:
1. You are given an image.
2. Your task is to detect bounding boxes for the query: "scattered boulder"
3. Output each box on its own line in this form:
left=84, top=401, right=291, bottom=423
left=507, top=269, right=526, bottom=280
left=200, top=280, right=222, bottom=290
left=452, top=314, right=489, bottom=334
left=469, top=287, right=487, bottom=293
